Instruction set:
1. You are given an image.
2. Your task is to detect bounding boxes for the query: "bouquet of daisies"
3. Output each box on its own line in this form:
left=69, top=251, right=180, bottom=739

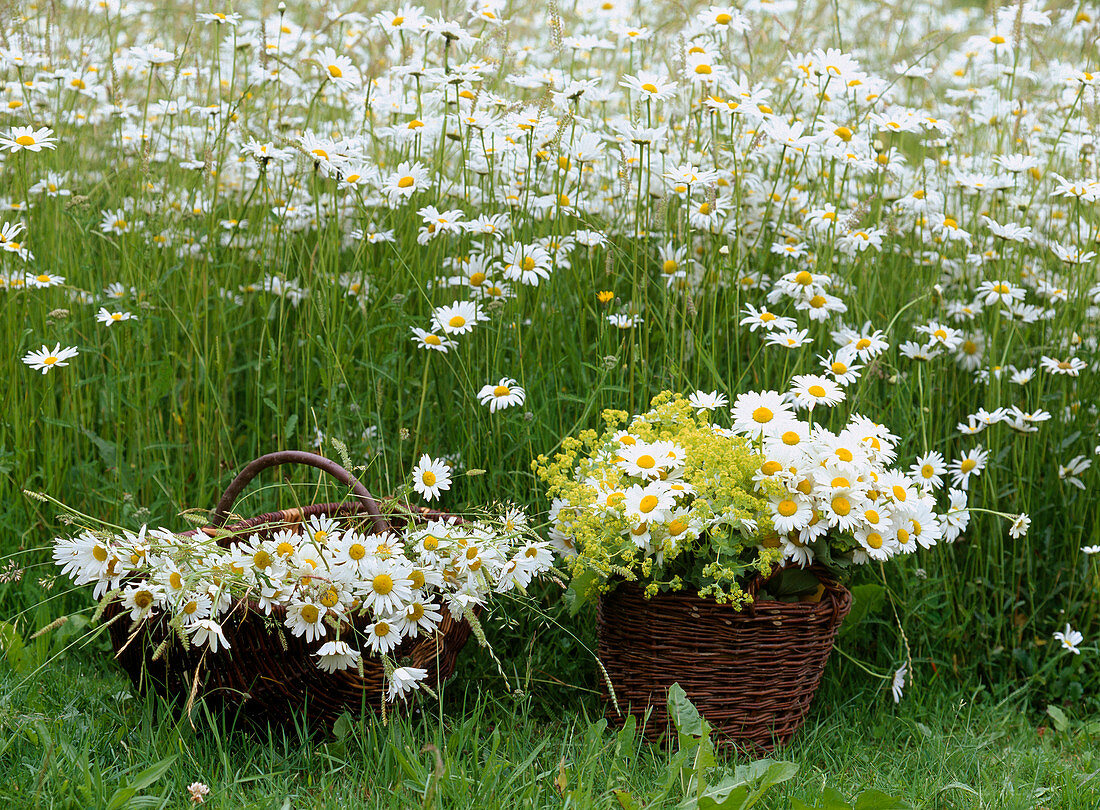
left=535, top=386, right=969, bottom=611
left=52, top=499, right=553, bottom=702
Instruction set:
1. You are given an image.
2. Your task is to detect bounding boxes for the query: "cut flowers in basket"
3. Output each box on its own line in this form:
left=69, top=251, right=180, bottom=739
left=49, top=462, right=554, bottom=702
left=535, top=388, right=980, bottom=613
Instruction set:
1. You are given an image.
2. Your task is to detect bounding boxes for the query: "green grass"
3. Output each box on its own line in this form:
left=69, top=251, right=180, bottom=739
left=2, top=0, right=1100, bottom=806
left=3, top=647, right=1099, bottom=809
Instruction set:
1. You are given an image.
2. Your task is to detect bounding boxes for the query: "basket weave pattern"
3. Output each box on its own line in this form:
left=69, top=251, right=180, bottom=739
left=106, top=453, right=475, bottom=728
left=596, top=566, right=851, bottom=753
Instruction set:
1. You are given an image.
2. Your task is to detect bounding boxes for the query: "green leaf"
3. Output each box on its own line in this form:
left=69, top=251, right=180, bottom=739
left=615, top=713, right=637, bottom=756
left=80, top=427, right=117, bottom=469
left=667, top=683, right=707, bottom=738
left=614, top=789, right=642, bottom=809
left=817, top=787, right=852, bottom=809
left=564, top=569, right=600, bottom=616
left=0, top=621, right=28, bottom=673
left=765, top=569, right=821, bottom=598
left=105, top=755, right=177, bottom=810
left=853, top=788, right=910, bottom=809
left=697, top=785, right=749, bottom=809
left=757, top=760, right=799, bottom=790
left=839, top=584, right=885, bottom=637
left=1046, top=705, right=1070, bottom=733
left=332, top=712, right=353, bottom=740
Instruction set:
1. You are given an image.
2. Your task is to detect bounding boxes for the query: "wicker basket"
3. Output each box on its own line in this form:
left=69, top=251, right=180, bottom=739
left=596, top=565, right=851, bottom=753
left=105, top=451, right=474, bottom=728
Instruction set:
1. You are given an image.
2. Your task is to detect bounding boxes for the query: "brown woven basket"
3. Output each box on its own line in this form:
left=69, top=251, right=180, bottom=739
left=105, top=451, right=474, bottom=728
left=596, top=564, right=851, bottom=753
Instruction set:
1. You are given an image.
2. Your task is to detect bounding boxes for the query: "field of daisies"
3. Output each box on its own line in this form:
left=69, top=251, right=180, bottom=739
left=2, top=0, right=1100, bottom=804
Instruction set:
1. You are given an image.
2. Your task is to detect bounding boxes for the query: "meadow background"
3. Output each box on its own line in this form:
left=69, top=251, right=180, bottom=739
left=1, top=0, right=1099, bottom=805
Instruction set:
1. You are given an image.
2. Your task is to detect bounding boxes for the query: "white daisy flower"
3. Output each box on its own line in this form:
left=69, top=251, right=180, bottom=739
left=186, top=619, right=230, bottom=653
left=314, top=640, right=361, bottom=673
left=365, top=618, right=402, bottom=654
left=285, top=600, right=327, bottom=642
left=432, top=300, right=487, bottom=335
left=790, top=374, right=845, bottom=410
left=687, top=390, right=728, bottom=412
left=477, top=377, right=526, bottom=413
left=731, top=390, right=797, bottom=439
left=96, top=307, right=135, bottom=326
left=411, top=454, right=452, bottom=501
left=388, top=666, right=428, bottom=701
left=22, top=343, right=79, bottom=374
left=1052, top=624, right=1083, bottom=655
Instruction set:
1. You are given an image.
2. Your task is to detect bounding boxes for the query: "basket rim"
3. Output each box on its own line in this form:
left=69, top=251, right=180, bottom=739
left=599, top=564, right=852, bottom=617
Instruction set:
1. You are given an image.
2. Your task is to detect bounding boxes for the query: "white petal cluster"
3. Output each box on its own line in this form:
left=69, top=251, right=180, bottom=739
left=53, top=504, right=552, bottom=700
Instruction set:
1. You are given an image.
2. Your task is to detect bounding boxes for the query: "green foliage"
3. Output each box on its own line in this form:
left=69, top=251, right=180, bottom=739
left=839, top=584, right=886, bottom=637
left=534, top=393, right=779, bottom=610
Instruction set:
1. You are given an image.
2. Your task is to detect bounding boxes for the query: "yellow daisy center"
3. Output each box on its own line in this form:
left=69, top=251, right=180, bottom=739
left=761, top=460, right=783, bottom=476
left=752, top=406, right=774, bottom=423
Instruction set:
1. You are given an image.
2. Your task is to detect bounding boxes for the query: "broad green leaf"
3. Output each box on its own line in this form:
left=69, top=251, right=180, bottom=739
left=839, top=584, right=885, bottom=637
left=696, top=785, right=750, bottom=809
left=332, top=712, right=353, bottom=740
left=124, top=755, right=177, bottom=792
left=766, top=568, right=821, bottom=598
left=0, top=621, right=28, bottom=673
left=1046, top=705, right=1070, bottom=733
left=667, top=683, right=707, bottom=738
left=614, top=789, right=641, bottom=809
left=80, top=426, right=118, bottom=469
left=564, top=569, right=599, bottom=615
left=812, top=786, right=853, bottom=809
left=758, top=760, right=799, bottom=790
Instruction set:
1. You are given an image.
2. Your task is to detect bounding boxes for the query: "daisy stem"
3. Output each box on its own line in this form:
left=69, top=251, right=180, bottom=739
left=412, top=353, right=432, bottom=462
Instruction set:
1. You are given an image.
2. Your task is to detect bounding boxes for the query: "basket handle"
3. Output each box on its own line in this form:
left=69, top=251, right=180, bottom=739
left=210, top=451, right=389, bottom=534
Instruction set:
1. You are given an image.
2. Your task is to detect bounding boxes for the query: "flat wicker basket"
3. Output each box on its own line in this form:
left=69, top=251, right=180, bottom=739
left=105, top=451, right=474, bottom=728
left=597, top=565, right=851, bottom=753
